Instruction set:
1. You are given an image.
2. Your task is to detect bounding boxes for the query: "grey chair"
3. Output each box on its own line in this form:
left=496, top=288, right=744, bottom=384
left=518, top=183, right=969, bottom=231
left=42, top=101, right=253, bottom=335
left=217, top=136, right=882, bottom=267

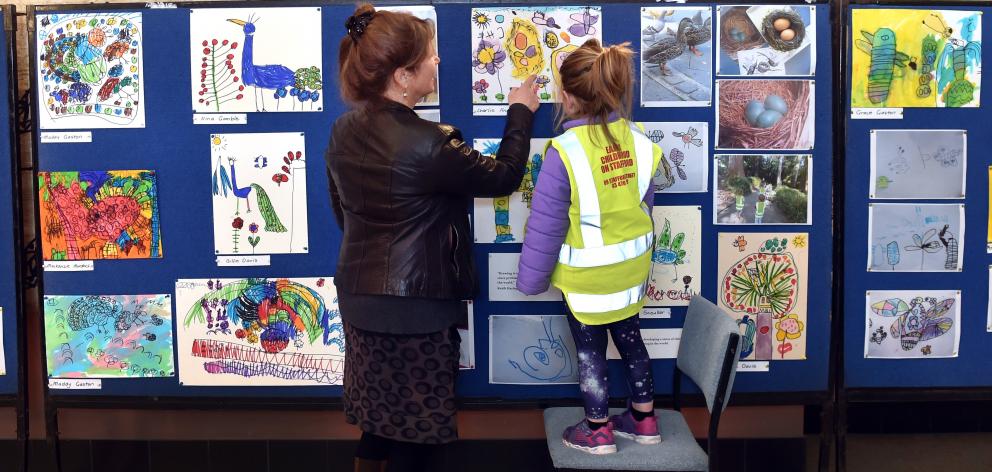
left=544, top=296, right=742, bottom=471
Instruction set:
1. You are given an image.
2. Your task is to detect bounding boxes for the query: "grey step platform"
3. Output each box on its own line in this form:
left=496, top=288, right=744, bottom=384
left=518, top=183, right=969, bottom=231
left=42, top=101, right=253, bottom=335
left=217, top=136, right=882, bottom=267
left=544, top=407, right=708, bottom=471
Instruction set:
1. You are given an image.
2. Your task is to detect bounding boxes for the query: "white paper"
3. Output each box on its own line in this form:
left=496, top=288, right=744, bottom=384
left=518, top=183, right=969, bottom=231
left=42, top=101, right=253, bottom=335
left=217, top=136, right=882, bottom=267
left=473, top=139, right=548, bottom=244
left=488, top=253, right=562, bottom=302
left=40, top=132, right=93, bottom=143
left=867, top=203, right=964, bottom=272
left=646, top=206, right=701, bottom=307
left=36, top=12, right=146, bottom=129
left=216, top=255, right=270, bottom=266
left=49, top=378, right=102, bottom=389
left=640, top=7, right=713, bottom=107
left=489, top=315, right=578, bottom=384
left=737, top=361, right=770, bottom=372
left=175, top=277, right=344, bottom=386
left=43, top=260, right=94, bottom=271
left=473, top=105, right=510, bottom=116
left=869, top=129, right=966, bottom=199
left=190, top=8, right=323, bottom=113
left=415, top=109, right=441, bottom=123
left=459, top=301, right=475, bottom=370
left=641, top=307, right=672, bottom=319
left=210, top=132, right=308, bottom=256
left=193, top=113, right=247, bottom=125
left=607, top=328, right=682, bottom=359
left=380, top=6, right=439, bottom=107
left=851, top=108, right=903, bottom=120
left=641, top=122, right=709, bottom=193
left=865, top=290, right=960, bottom=358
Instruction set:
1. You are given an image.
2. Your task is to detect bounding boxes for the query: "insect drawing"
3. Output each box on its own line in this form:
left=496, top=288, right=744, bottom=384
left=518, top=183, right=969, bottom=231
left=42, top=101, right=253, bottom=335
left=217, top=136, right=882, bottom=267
left=668, top=149, right=687, bottom=181
left=855, top=28, right=911, bottom=104
left=647, top=207, right=700, bottom=307
left=568, top=6, right=598, bottom=38
left=870, top=296, right=954, bottom=351
left=870, top=326, right=887, bottom=344
left=44, top=294, right=174, bottom=378
left=176, top=277, right=344, bottom=386
left=672, top=127, right=703, bottom=148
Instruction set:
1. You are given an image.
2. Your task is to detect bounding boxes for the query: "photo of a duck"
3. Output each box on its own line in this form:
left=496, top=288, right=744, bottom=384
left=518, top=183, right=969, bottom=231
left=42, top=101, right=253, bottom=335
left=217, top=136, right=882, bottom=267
left=685, top=12, right=712, bottom=56
left=643, top=17, right=691, bottom=76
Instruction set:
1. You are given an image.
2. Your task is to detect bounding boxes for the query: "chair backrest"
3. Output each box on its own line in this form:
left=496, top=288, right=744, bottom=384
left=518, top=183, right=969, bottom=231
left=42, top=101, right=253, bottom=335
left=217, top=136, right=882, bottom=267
left=677, top=295, right=742, bottom=413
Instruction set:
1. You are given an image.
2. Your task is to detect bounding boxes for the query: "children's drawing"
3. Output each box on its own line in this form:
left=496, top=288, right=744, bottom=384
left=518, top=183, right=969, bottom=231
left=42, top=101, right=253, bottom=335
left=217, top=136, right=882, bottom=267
left=717, top=6, right=815, bottom=76
left=851, top=9, right=981, bottom=108
left=211, top=133, right=308, bottom=255
left=641, top=122, right=708, bottom=193
left=190, top=8, right=322, bottom=113
left=716, top=79, right=814, bottom=150
left=865, top=290, right=959, bottom=358
left=44, top=294, right=173, bottom=378
left=458, top=301, right=475, bottom=370
left=647, top=206, right=701, bottom=307
left=470, top=6, right=602, bottom=114
left=870, top=129, right=966, bottom=199
left=868, top=203, right=963, bottom=272
left=472, top=139, right=548, bottom=243
left=36, top=12, right=144, bottom=129
left=714, top=155, right=811, bottom=225
left=490, top=315, right=577, bottom=384
left=39, top=170, right=162, bottom=261
left=718, top=233, right=809, bottom=361
left=380, top=6, right=439, bottom=107
left=640, top=7, right=712, bottom=107
left=175, top=277, right=343, bottom=386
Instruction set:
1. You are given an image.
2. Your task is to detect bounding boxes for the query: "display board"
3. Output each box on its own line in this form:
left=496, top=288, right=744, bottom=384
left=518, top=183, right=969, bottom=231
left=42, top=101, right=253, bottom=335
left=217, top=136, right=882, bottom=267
left=843, top=4, right=992, bottom=389
left=0, top=4, right=22, bottom=401
left=32, top=1, right=832, bottom=403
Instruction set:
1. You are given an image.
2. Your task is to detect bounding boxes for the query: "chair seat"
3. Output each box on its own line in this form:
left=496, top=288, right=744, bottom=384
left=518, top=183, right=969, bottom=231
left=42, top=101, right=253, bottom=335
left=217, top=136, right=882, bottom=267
left=544, top=407, right=708, bottom=471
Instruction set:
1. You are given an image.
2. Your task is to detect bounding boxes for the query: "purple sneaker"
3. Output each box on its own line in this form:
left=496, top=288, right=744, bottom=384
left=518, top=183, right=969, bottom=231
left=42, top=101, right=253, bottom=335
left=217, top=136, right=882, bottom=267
left=562, top=420, right=617, bottom=455
left=608, top=410, right=661, bottom=445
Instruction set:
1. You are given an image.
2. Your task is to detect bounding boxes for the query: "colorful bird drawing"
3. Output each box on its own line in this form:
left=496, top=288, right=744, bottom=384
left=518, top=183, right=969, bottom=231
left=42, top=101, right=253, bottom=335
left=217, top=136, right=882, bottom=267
left=228, top=14, right=321, bottom=111
left=213, top=156, right=286, bottom=233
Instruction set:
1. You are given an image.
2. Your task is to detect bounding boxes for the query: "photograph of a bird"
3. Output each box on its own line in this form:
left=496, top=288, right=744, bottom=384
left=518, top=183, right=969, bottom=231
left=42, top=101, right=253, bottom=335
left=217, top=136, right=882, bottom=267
left=643, top=17, right=692, bottom=76
left=685, top=12, right=712, bottom=56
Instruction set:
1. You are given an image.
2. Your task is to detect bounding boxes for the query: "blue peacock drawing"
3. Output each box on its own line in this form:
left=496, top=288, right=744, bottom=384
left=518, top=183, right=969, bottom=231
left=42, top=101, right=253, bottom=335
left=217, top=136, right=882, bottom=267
left=227, top=14, right=322, bottom=111
left=213, top=156, right=286, bottom=233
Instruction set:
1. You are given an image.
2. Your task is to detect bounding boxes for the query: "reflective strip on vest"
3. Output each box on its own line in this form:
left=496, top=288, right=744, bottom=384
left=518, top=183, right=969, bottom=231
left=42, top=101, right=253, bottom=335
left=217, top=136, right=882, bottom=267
left=558, top=230, right=654, bottom=268
left=556, top=131, right=604, bottom=248
left=565, top=281, right=648, bottom=314
left=630, top=126, right=654, bottom=198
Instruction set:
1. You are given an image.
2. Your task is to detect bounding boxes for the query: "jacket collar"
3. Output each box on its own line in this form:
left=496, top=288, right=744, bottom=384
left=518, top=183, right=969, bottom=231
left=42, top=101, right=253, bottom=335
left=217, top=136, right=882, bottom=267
left=563, top=112, right=621, bottom=130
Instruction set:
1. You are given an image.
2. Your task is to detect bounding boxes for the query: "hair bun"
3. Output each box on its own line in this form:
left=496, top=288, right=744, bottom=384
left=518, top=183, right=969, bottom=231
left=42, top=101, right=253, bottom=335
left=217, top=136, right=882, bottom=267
left=345, top=10, right=375, bottom=42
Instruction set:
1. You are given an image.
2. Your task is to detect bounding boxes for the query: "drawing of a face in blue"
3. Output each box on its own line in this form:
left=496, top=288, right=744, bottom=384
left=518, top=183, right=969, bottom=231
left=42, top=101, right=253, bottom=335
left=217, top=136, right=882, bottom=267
left=508, top=318, right=574, bottom=381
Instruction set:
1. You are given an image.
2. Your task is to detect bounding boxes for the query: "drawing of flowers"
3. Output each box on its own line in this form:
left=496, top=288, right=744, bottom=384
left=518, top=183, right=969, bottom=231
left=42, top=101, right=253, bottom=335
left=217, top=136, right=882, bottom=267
left=536, top=75, right=551, bottom=100
left=473, top=39, right=506, bottom=100
left=472, top=11, right=492, bottom=30
left=774, top=313, right=804, bottom=358
left=721, top=239, right=798, bottom=319
left=473, top=79, right=490, bottom=101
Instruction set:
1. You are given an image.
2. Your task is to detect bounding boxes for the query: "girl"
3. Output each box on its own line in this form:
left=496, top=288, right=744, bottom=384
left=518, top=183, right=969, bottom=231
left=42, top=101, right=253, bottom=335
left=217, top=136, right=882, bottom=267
left=517, top=39, right=673, bottom=455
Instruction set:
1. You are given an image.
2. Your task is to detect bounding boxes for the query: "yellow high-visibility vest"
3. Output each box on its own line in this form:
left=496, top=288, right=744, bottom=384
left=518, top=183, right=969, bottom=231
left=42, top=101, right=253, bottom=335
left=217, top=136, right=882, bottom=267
left=548, top=120, right=665, bottom=325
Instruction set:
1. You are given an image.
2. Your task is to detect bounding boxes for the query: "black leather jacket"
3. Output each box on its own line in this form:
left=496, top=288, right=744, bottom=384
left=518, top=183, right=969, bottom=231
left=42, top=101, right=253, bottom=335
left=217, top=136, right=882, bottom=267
left=326, top=100, right=534, bottom=300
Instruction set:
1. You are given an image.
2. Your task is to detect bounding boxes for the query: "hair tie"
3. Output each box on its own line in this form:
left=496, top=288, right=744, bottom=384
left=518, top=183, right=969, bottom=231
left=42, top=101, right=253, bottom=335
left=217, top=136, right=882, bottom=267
left=345, top=11, right=374, bottom=43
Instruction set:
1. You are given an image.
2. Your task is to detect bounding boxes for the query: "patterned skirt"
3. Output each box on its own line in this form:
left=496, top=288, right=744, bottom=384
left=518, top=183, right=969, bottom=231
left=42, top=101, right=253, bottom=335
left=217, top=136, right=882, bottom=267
left=343, top=322, right=460, bottom=444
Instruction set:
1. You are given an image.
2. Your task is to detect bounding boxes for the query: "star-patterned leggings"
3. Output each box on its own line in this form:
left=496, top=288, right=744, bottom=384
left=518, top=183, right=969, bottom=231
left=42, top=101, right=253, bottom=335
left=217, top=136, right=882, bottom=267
left=566, top=312, right=654, bottom=420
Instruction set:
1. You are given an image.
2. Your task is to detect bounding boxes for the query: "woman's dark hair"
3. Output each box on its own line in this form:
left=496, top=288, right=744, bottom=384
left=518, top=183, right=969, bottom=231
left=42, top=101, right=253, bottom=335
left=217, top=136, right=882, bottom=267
left=338, top=4, right=435, bottom=105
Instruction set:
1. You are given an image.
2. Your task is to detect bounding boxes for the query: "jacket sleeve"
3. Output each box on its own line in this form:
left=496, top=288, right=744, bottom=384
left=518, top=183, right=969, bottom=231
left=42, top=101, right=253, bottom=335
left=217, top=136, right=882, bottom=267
left=516, top=145, right=571, bottom=295
left=324, top=131, right=346, bottom=230
left=428, top=103, right=534, bottom=197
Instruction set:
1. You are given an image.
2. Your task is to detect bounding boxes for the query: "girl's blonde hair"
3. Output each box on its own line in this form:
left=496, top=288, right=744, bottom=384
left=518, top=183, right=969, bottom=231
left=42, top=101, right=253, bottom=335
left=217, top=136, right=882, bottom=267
left=555, top=39, right=634, bottom=146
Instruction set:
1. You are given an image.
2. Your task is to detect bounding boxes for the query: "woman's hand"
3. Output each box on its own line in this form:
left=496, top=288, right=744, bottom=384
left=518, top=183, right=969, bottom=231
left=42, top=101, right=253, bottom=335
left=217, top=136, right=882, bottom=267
left=508, top=75, right=541, bottom=112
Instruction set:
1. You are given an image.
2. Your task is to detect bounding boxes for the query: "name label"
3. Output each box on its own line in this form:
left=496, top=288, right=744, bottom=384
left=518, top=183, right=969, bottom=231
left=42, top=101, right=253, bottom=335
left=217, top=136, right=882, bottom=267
left=49, top=378, right=102, bottom=390
left=43, top=260, right=94, bottom=271
left=193, top=113, right=247, bottom=125
left=851, top=108, right=903, bottom=120
left=216, top=255, right=270, bottom=266
left=41, top=131, right=92, bottom=143
left=737, top=361, right=770, bottom=372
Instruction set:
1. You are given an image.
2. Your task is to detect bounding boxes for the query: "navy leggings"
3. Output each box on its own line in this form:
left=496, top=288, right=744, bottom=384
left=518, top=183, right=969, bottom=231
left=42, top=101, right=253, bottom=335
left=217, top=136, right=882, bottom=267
left=567, top=313, right=654, bottom=420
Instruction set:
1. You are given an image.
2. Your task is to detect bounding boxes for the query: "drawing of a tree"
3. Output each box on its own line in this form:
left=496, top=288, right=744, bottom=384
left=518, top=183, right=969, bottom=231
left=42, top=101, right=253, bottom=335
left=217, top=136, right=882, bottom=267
left=720, top=237, right=798, bottom=319
left=197, top=39, right=244, bottom=111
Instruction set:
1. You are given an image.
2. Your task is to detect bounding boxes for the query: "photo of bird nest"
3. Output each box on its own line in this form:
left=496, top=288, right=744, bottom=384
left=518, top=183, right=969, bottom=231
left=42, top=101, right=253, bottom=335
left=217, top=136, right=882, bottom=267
left=716, top=79, right=814, bottom=150
left=761, top=9, right=806, bottom=51
left=717, top=5, right=815, bottom=76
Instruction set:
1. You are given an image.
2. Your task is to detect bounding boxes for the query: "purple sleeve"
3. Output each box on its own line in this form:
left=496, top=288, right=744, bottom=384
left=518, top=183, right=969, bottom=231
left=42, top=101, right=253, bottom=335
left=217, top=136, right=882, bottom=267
left=516, top=146, right=571, bottom=295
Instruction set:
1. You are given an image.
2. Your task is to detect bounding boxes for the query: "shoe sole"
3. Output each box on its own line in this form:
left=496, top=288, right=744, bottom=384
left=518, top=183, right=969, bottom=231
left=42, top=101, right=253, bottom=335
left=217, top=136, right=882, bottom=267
left=562, top=438, right=617, bottom=455
left=613, top=430, right=662, bottom=445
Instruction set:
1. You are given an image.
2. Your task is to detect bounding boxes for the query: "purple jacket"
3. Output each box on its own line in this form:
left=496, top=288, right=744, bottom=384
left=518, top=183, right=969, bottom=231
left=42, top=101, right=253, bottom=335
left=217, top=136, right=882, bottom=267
left=517, top=116, right=656, bottom=295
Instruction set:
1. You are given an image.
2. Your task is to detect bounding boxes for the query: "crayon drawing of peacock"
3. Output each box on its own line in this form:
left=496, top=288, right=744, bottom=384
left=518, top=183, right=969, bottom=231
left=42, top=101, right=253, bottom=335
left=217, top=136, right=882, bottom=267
left=191, top=7, right=323, bottom=113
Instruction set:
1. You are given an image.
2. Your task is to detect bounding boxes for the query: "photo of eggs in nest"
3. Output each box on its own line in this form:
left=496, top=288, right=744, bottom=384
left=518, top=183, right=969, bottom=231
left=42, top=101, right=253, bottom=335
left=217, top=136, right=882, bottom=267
left=717, top=5, right=816, bottom=76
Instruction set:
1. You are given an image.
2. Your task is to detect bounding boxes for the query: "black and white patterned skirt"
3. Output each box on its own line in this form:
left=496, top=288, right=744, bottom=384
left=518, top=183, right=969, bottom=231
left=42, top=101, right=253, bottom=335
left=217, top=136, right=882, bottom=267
left=343, top=322, right=460, bottom=444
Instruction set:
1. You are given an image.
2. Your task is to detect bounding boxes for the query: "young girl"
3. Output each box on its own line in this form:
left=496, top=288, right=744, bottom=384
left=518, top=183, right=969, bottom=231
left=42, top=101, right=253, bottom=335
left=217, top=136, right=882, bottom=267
left=517, top=39, right=673, bottom=455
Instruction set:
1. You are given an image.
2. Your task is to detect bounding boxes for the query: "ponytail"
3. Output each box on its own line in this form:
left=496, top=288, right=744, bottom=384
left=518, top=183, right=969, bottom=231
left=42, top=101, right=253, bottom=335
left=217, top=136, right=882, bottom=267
left=556, top=39, right=634, bottom=146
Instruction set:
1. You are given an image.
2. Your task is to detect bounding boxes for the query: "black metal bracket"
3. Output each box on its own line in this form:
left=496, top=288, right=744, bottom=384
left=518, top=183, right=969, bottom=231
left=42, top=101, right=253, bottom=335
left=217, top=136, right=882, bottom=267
left=15, top=89, right=30, bottom=135
left=21, top=237, right=38, bottom=290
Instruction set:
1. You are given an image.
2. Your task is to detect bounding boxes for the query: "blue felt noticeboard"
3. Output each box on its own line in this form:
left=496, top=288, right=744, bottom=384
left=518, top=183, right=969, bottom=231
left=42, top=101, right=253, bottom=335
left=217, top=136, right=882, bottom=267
left=844, top=5, right=992, bottom=389
left=0, top=6, right=22, bottom=399
left=36, top=2, right=831, bottom=401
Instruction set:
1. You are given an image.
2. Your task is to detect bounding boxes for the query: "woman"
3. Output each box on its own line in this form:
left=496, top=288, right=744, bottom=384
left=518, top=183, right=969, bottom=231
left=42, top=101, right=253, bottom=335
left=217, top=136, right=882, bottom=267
left=327, top=4, right=540, bottom=472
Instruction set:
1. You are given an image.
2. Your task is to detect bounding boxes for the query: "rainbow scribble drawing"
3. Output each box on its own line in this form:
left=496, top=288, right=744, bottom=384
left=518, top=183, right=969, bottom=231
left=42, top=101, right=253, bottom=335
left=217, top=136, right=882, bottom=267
left=176, top=277, right=344, bottom=386
left=44, top=294, right=174, bottom=378
left=36, top=12, right=144, bottom=129
left=39, top=170, right=162, bottom=261
left=852, top=9, right=981, bottom=108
